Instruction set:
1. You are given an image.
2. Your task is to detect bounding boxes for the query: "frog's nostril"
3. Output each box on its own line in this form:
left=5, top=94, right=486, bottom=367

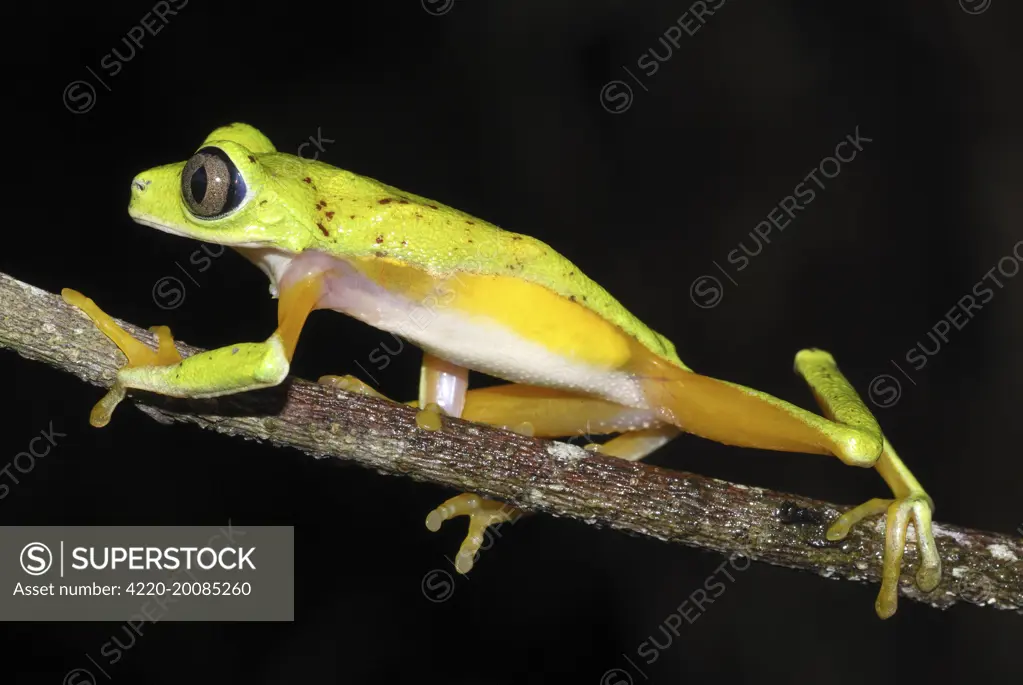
left=131, top=177, right=150, bottom=193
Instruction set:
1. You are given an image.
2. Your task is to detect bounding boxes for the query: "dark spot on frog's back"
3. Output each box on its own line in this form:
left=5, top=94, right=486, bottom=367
left=325, top=211, right=335, bottom=219
left=378, top=198, right=392, bottom=205
left=465, top=220, right=475, bottom=225
left=375, top=235, right=384, bottom=244
left=247, top=155, right=256, bottom=163
left=303, top=177, right=312, bottom=184
left=399, top=199, right=409, bottom=204
left=317, top=222, right=329, bottom=237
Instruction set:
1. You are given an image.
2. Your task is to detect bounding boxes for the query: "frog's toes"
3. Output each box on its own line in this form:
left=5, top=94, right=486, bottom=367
left=828, top=494, right=941, bottom=619
left=147, top=325, right=183, bottom=366
left=88, top=383, right=127, bottom=428
left=425, top=493, right=520, bottom=573
left=62, top=289, right=180, bottom=368
left=415, top=402, right=446, bottom=431
left=318, top=374, right=389, bottom=399
left=62, top=289, right=182, bottom=426
left=826, top=498, right=891, bottom=541
left=507, top=422, right=535, bottom=437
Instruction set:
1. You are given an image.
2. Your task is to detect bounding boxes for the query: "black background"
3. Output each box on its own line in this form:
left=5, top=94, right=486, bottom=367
left=6, top=1, right=1022, bottom=683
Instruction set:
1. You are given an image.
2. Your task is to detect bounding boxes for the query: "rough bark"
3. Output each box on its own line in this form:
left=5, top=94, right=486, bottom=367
left=1, top=271, right=1020, bottom=614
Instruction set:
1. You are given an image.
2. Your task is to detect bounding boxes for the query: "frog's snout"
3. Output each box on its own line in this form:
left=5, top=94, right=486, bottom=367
left=128, top=174, right=155, bottom=219
left=131, top=176, right=151, bottom=194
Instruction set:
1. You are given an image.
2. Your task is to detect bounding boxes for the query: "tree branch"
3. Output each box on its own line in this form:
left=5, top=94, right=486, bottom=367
left=1, top=271, right=1020, bottom=614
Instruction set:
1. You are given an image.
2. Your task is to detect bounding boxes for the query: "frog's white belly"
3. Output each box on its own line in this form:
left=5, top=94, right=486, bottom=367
left=239, top=248, right=648, bottom=408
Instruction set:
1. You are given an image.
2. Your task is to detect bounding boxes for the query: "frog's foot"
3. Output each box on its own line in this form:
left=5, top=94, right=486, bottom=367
left=61, top=289, right=182, bottom=427
left=425, top=493, right=522, bottom=573
left=583, top=426, right=681, bottom=461
left=827, top=492, right=941, bottom=618
left=415, top=402, right=446, bottom=431
left=318, top=374, right=390, bottom=400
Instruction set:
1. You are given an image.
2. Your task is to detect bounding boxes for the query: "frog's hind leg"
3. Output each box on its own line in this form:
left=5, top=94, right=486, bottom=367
left=635, top=346, right=939, bottom=618
left=320, top=355, right=677, bottom=574
left=823, top=436, right=940, bottom=618
left=460, top=382, right=667, bottom=441
left=425, top=376, right=676, bottom=573
left=793, top=351, right=939, bottom=618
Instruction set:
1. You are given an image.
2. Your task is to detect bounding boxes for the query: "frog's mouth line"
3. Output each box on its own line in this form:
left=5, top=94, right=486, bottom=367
left=128, top=212, right=271, bottom=249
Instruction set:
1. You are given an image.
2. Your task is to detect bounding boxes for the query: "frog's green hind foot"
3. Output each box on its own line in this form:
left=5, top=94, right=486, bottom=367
left=425, top=493, right=521, bottom=573
left=61, top=288, right=182, bottom=427
left=824, top=439, right=942, bottom=618
left=789, top=350, right=942, bottom=617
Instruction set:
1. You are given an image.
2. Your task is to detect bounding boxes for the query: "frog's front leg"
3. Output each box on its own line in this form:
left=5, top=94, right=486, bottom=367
left=62, top=273, right=324, bottom=427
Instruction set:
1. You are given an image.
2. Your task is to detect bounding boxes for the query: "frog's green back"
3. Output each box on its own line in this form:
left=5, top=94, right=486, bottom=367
left=276, top=155, right=687, bottom=370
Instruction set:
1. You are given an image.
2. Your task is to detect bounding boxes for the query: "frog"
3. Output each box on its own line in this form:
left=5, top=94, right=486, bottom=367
left=62, top=123, right=941, bottom=618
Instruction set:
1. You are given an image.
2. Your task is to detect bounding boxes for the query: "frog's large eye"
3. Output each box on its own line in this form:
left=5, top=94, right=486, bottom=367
left=181, top=146, right=248, bottom=219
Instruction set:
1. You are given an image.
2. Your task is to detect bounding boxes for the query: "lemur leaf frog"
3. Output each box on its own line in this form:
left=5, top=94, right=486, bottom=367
left=63, top=124, right=940, bottom=618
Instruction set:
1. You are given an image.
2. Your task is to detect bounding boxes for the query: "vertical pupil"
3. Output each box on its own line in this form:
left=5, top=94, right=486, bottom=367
left=190, top=165, right=208, bottom=202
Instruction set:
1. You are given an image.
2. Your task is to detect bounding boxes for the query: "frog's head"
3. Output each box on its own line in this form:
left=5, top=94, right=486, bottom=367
left=128, top=123, right=317, bottom=253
